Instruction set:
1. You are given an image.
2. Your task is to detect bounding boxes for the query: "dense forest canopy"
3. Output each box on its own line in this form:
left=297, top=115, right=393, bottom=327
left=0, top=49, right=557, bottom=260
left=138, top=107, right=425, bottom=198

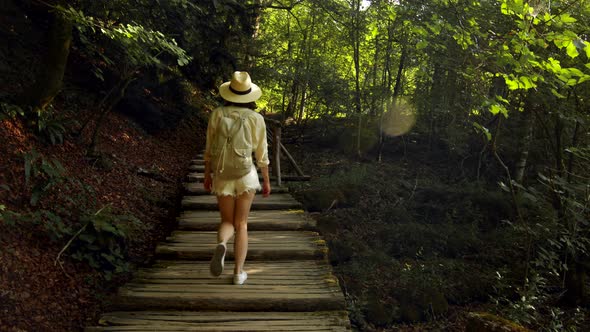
left=1, top=0, right=589, bottom=330
left=250, top=0, right=590, bottom=329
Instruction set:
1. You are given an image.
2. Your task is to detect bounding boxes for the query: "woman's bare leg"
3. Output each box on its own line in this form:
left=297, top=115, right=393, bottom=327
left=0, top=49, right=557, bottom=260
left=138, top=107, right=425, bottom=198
left=233, top=190, right=255, bottom=274
left=216, top=195, right=236, bottom=244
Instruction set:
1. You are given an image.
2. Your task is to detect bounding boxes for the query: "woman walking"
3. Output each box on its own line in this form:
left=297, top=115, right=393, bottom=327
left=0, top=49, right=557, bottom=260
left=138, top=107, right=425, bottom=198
left=204, top=71, right=271, bottom=285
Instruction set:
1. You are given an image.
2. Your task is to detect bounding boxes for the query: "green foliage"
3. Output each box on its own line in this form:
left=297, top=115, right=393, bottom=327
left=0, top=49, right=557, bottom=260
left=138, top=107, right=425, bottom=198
left=35, top=104, right=77, bottom=145
left=0, top=102, right=74, bottom=145
left=491, top=171, right=590, bottom=328
left=68, top=205, right=143, bottom=280
left=23, top=150, right=67, bottom=206
left=56, top=4, right=191, bottom=77
left=6, top=149, right=142, bottom=279
left=0, top=204, right=142, bottom=280
left=0, top=209, right=72, bottom=242
left=0, top=102, right=25, bottom=121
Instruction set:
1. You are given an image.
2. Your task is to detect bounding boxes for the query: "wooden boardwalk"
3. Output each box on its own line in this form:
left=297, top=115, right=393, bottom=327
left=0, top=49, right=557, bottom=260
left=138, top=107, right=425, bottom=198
left=87, top=158, right=351, bottom=331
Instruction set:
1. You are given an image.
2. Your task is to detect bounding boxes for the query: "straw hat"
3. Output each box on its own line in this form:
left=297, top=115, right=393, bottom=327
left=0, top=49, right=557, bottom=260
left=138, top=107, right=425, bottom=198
left=219, top=71, right=262, bottom=103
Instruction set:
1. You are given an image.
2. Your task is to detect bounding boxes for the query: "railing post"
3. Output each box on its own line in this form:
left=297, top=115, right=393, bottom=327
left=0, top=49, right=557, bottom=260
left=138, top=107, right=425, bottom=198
left=273, top=125, right=282, bottom=187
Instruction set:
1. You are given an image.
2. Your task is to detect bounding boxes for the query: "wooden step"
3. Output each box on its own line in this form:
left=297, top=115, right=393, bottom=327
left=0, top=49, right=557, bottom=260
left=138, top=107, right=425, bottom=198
left=184, top=183, right=290, bottom=196
left=109, top=260, right=345, bottom=312
left=156, top=231, right=327, bottom=260
left=188, top=164, right=205, bottom=172
left=190, top=159, right=205, bottom=166
left=187, top=173, right=311, bottom=183
left=86, top=310, right=351, bottom=331
left=182, top=194, right=302, bottom=210
left=177, top=210, right=316, bottom=231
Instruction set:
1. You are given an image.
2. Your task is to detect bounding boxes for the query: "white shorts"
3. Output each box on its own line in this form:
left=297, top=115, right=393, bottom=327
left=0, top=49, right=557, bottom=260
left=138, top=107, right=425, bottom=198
left=211, top=166, right=261, bottom=197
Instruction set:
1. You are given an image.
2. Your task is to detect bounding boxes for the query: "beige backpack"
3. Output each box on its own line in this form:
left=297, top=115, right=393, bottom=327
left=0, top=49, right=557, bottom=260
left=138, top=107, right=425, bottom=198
left=210, top=107, right=254, bottom=180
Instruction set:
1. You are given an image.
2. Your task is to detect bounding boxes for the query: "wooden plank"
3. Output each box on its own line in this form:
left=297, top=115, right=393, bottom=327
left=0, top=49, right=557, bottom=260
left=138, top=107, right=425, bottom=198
left=177, top=210, right=316, bottom=231
left=188, top=164, right=205, bottom=172
left=113, top=291, right=344, bottom=312
left=161, top=231, right=324, bottom=249
left=108, top=260, right=344, bottom=312
left=156, top=243, right=326, bottom=260
left=86, top=154, right=350, bottom=332
left=129, top=277, right=337, bottom=286
left=182, top=194, right=302, bottom=210
left=183, top=183, right=290, bottom=196
left=179, top=209, right=305, bottom=219
left=86, top=311, right=351, bottom=331
left=168, top=230, right=321, bottom=240
left=88, top=327, right=345, bottom=331
left=97, top=311, right=350, bottom=323
left=190, top=159, right=205, bottom=166
left=152, top=260, right=331, bottom=269
left=186, top=173, right=310, bottom=184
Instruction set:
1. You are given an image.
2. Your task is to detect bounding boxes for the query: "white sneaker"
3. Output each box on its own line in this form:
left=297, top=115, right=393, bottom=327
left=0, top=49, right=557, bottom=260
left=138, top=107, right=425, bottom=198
left=233, top=271, right=248, bottom=285
left=209, top=243, right=226, bottom=277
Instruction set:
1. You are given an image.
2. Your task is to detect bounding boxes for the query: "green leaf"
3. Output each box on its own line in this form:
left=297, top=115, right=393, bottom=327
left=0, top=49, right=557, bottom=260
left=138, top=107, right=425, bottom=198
left=545, top=58, right=561, bottom=72
left=473, top=122, right=491, bottom=142
left=93, top=218, right=118, bottom=234
left=416, top=40, right=428, bottom=50
left=567, top=68, right=584, bottom=77
left=551, top=89, right=567, bottom=99
left=518, top=76, right=534, bottom=89
left=558, top=13, right=577, bottom=24
left=566, top=42, right=579, bottom=58
left=489, top=103, right=508, bottom=117
left=501, top=2, right=510, bottom=15
left=30, top=190, right=41, bottom=207
left=504, top=76, right=519, bottom=90
left=79, top=233, right=96, bottom=243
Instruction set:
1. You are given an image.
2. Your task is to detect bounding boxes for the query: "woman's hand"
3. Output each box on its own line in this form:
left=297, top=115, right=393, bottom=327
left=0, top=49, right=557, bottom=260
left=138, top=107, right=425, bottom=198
left=204, top=174, right=212, bottom=192
left=262, top=179, right=271, bottom=197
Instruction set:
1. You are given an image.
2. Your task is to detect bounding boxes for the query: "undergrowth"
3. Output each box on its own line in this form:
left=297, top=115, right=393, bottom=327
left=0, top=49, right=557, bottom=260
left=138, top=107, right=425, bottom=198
left=0, top=150, right=144, bottom=280
left=288, top=145, right=589, bottom=331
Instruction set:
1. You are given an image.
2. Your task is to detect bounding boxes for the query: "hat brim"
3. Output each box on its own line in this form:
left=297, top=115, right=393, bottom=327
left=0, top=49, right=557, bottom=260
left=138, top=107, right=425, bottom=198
left=219, top=82, right=262, bottom=103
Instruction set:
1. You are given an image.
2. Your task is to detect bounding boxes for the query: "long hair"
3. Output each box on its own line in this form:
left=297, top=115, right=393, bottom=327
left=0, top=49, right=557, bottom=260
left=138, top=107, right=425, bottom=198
left=224, top=101, right=257, bottom=110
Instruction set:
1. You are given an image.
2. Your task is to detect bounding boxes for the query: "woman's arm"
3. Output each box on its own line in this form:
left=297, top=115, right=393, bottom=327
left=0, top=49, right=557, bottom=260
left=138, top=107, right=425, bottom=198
left=260, top=166, right=271, bottom=197
left=254, top=114, right=271, bottom=197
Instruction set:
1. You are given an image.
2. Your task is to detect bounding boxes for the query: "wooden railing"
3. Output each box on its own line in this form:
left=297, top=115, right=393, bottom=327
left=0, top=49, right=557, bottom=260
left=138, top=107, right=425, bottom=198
left=264, top=118, right=309, bottom=187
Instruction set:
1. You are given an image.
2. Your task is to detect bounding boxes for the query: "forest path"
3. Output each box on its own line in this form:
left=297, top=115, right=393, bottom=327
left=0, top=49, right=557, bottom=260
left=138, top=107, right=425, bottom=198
left=86, top=157, right=351, bottom=331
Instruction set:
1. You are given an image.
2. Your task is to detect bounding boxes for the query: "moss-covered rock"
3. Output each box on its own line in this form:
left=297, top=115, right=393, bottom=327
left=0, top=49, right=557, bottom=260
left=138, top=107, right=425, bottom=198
left=465, top=312, right=532, bottom=332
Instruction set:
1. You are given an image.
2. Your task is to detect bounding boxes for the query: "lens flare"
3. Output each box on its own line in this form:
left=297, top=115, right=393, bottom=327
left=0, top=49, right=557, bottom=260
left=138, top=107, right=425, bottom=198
left=381, top=98, right=416, bottom=137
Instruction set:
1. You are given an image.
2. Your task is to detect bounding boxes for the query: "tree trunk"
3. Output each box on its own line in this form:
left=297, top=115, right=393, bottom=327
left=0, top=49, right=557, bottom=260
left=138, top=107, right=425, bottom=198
left=88, top=77, right=134, bottom=156
left=21, top=5, right=72, bottom=124
left=297, top=9, right=316, bottom=123
left=428, top=64, right=443, bottom=148
left=514, top=110, right=534, bottom=184
left=393, top=46, right=406, bottom=98
left=350, top=0, right=363, bottom=157
left=563, top=258, right=587, bottom=306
